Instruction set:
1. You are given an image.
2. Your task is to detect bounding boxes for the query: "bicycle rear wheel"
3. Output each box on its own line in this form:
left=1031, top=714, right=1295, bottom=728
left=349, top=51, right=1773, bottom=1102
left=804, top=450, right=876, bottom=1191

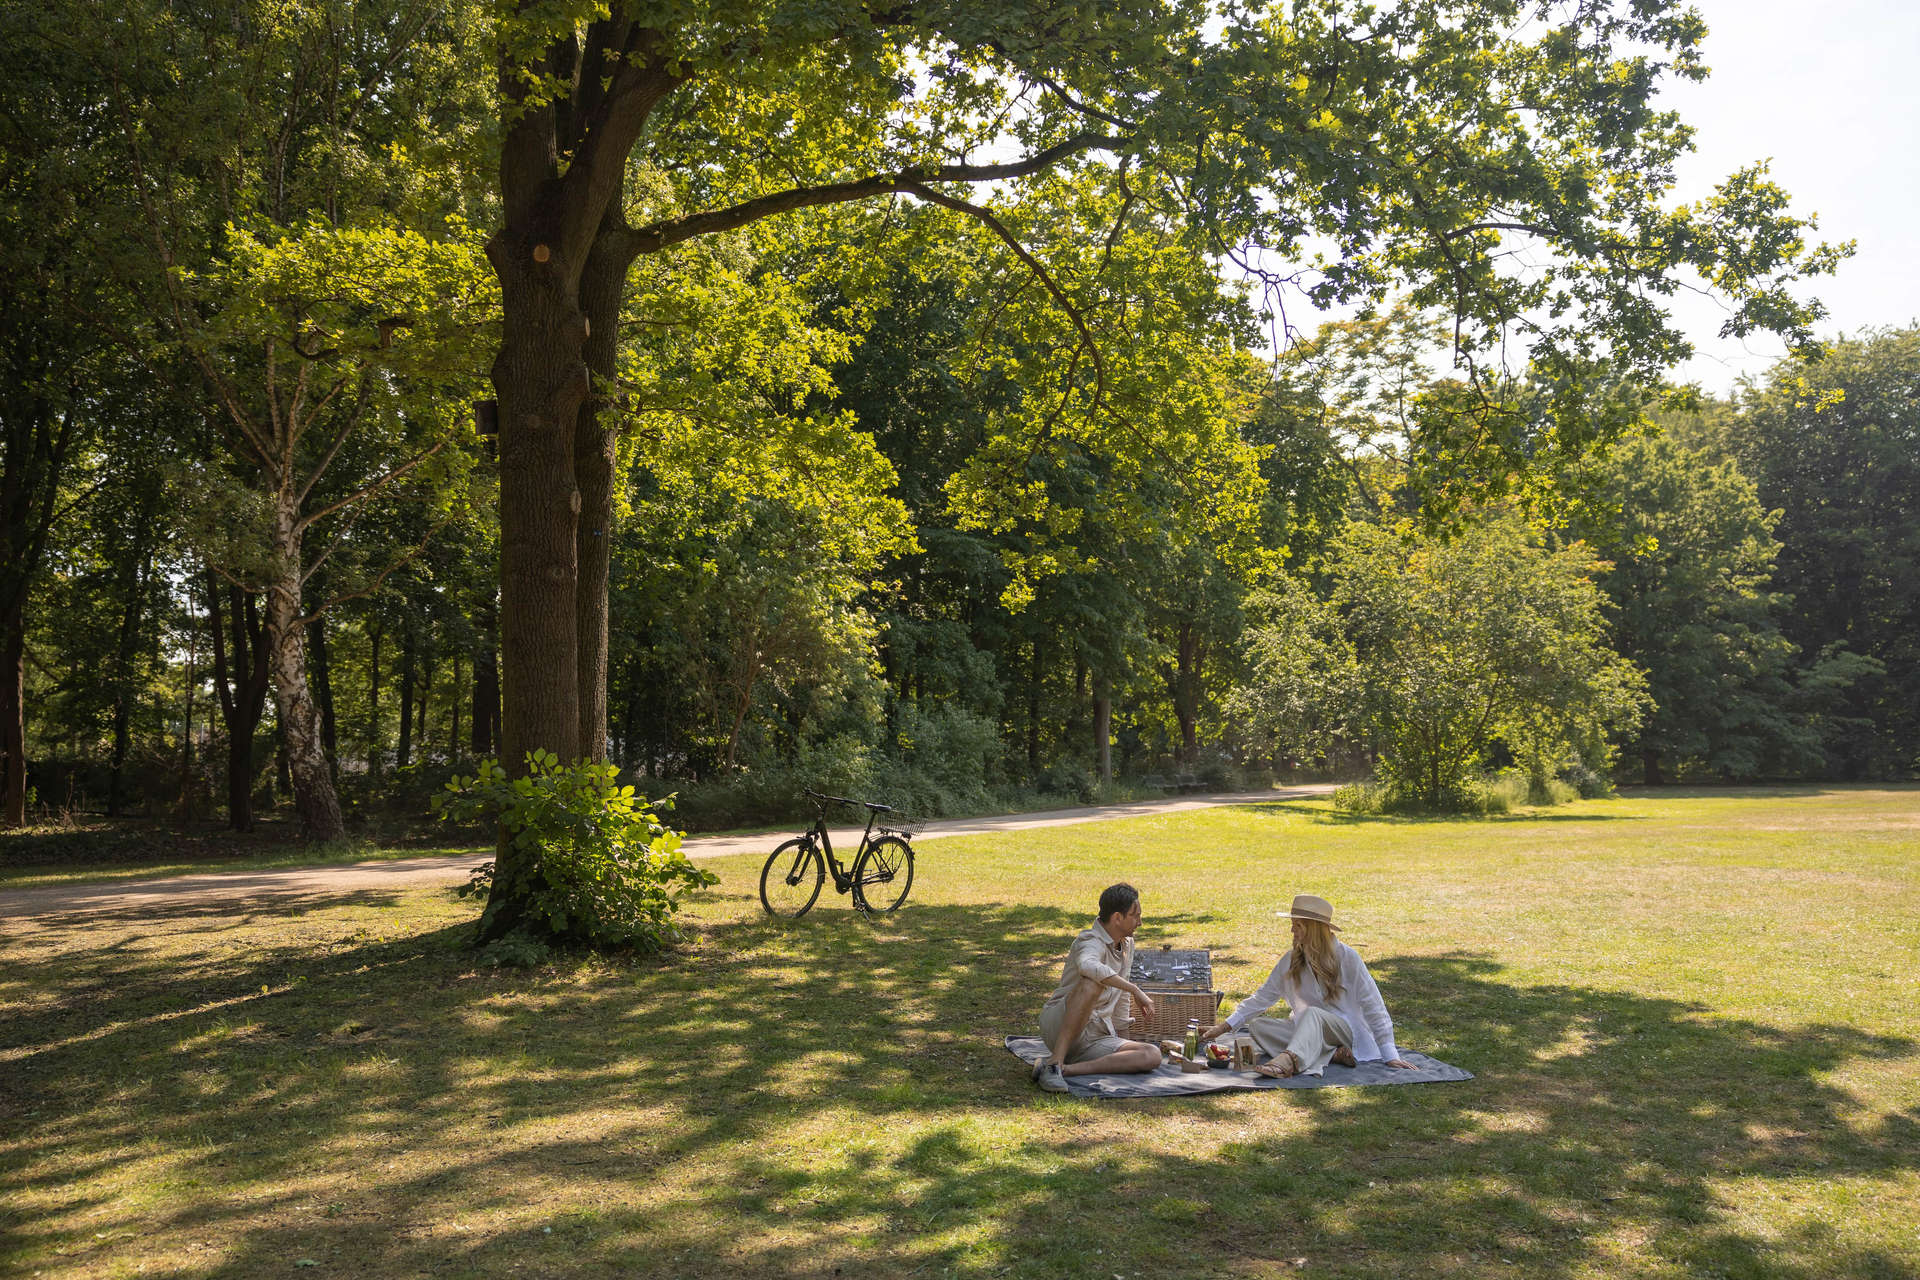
left=760, top=838, right=825, bottom=918
left=852, top=836, right=915, bottom=913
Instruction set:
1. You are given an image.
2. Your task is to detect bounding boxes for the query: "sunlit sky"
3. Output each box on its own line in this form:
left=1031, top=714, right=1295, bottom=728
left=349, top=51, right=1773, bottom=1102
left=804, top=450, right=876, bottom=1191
left=1657, top=0, right=1920, bottom=392
left=1272, top=0, right=1920, bottom=394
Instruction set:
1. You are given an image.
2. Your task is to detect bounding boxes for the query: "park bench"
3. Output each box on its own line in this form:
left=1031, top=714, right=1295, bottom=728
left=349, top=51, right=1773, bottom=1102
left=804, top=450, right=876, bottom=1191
left=1142, top=772, right=1208, bottom=794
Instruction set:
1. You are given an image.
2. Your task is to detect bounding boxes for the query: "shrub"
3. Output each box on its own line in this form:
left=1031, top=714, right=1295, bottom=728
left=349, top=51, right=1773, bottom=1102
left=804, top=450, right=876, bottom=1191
left=1563, top=762, right=1615, bottom=798
left=871, top=703, right=999, bottom=815
left=1332, top=781, right=1387, bottom=814
left=435, top=751, right=717, bottom=952
left=1035, top=757, right=1097, bottom=805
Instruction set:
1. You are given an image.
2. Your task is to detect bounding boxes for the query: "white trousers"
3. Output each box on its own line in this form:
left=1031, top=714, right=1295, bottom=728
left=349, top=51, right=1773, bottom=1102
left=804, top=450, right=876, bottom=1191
left=1243, top=1005, right=1354, bottom=1076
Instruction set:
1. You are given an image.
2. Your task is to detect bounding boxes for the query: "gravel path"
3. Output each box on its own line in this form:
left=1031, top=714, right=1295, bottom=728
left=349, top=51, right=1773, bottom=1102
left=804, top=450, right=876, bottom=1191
left=0, top=787, right=1332, bottom=922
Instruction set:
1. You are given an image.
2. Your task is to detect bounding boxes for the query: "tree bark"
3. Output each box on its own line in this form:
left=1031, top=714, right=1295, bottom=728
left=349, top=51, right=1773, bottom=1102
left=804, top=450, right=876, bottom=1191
left=264, top=505, right=345, bottom=838
left=470, top=642, right=498, bottom=757
left=488, top=239, right=586, bottom=774
left=309, top=615, right=338, bottom=775
left=573, top=215, right=627, bottom=764
left=207, top=579, right=271, bottom=832
left=1642, top=748, right=1664, bottom=786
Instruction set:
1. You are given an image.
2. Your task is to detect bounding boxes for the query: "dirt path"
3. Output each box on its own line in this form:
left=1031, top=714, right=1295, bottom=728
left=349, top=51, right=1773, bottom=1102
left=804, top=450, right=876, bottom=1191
left=0, top=787, right=1332, bottom=922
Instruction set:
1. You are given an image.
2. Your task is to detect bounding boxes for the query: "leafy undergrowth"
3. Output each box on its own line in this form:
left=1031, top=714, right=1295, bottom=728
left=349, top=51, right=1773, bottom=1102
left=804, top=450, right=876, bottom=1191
left=3, top=787, right=1918, bottom=1278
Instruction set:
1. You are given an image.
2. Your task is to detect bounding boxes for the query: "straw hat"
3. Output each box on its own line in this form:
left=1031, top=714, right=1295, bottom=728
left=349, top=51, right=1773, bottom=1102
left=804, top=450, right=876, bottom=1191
left=1287, top=894, right=1340, bottom=930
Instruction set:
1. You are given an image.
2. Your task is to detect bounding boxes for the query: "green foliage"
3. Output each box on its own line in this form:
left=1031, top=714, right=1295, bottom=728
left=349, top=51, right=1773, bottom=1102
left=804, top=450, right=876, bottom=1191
left=1573, top=429, right=1836, bottom=781
left=1708, top=329, right=1920, bottom=778
left=436, top=752, right=717, bottom=952
left=1241, top=515, right=1648, bottom=812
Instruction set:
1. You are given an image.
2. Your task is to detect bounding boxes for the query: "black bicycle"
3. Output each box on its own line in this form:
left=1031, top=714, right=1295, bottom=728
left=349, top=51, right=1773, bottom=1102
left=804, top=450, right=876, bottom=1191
left=758, top=789, right=918, bottom=918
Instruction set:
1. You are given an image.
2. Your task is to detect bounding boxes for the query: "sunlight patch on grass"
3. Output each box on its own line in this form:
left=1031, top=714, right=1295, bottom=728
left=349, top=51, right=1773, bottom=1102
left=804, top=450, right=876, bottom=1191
left=3, top=788, right=1918, bottom=1278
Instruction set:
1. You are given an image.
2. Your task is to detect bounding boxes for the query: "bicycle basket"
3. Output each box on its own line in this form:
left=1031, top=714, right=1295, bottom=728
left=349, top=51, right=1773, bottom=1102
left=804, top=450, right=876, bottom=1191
left=876, top=812, right=926, bottom=837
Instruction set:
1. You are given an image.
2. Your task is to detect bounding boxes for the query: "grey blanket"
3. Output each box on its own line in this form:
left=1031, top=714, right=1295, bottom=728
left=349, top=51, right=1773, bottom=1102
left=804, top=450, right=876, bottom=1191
left=1004, top=1035, right=1473, bottom=1098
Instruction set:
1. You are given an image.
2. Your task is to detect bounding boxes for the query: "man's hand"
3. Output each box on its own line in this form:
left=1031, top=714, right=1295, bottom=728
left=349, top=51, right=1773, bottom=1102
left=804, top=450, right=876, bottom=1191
left=1131, top=988, right=1155, bottom=1020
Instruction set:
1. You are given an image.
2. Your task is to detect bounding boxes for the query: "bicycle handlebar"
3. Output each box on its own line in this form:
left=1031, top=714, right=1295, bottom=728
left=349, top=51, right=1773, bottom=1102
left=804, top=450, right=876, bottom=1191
left=803, top=788, right=894, bottom=813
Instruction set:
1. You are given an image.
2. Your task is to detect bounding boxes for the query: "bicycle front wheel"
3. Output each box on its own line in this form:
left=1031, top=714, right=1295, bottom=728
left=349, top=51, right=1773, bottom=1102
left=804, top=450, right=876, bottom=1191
left=852, top=836, right=915, bottom=913
left=760, top=838, right=825, bottom=918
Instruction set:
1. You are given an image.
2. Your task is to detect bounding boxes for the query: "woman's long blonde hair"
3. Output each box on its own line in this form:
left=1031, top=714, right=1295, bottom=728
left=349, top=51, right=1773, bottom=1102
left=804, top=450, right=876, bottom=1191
left=1286, top=918, right=1343, bottom=1002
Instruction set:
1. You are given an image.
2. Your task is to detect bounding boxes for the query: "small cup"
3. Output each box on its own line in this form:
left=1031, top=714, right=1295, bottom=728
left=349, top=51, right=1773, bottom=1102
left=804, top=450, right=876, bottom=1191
left=1234, top=1035, right=1256, bottom=1069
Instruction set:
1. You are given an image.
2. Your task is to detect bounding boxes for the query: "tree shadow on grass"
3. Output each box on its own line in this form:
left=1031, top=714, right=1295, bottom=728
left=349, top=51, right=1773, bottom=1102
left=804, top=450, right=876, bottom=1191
left=4, top=899, right=1917, bottom=1279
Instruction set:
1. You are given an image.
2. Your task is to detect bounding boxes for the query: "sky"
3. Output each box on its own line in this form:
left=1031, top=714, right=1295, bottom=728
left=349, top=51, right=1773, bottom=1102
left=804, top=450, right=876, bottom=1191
left=1269, top=0, right=1920, bottom=395
left=1626, top=0, right=1920, bottom=391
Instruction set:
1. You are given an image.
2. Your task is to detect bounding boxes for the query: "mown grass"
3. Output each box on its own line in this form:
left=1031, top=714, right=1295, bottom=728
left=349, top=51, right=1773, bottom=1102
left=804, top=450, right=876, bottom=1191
left=3, top=786, right=1918, bottom=1279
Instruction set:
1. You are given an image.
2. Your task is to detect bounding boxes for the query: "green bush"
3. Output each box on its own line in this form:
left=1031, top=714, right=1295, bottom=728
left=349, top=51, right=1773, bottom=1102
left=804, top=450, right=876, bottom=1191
left=873, top=703, right=1000, bottom=815
left=1335, top=767, right=1586, bottom=816
left=1332, top=780, right=1386, bottom=813
left=435, top=751, right=717, bottom=952
left=1563, top=762, right=1616, bottom=799
left=669, top=733, right=876, bottom=831
left=1035, top=758, right=1097, bottom=805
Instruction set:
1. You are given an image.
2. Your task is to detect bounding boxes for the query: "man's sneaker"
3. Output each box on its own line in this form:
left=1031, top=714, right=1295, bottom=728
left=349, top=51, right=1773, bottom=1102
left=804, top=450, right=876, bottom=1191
left=1032, top=1061, right=1070, bottom=1093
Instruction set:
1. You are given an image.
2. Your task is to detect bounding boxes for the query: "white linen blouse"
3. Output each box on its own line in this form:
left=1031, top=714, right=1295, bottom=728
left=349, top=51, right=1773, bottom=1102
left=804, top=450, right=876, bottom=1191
left=1222, top=940, right=1401, bottom=1063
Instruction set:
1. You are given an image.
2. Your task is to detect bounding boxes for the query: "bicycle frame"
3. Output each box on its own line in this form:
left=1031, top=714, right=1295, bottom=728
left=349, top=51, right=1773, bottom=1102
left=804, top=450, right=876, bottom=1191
left=803, top=792, right=887, bottom=891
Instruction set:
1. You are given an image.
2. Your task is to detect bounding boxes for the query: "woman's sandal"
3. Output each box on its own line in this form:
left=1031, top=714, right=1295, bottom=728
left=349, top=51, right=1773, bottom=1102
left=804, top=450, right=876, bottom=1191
left=1255, top=1051, right=1302, bottom=1079
left=1331, top=1046, right=1357, bottom=1069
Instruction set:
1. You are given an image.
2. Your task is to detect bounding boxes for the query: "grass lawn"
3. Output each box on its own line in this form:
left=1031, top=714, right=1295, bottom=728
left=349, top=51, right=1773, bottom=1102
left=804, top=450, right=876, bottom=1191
left=4, top=786, right=1918, bottom=1279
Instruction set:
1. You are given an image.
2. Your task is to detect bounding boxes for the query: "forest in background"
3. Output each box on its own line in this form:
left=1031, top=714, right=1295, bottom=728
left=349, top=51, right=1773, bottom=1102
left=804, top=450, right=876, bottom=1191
left=4, top=0, right=1912, bottom=842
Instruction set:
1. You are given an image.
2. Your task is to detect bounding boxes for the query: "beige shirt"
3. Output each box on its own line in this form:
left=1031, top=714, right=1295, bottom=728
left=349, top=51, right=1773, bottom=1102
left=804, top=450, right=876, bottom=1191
left=1041, top=921, right=1135, bottom=1038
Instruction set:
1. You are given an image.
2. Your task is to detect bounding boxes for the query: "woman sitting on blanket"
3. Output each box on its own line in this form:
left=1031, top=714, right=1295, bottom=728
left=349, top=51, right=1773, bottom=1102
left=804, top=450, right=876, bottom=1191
left=1199, top=894, right=1416, bottom=1078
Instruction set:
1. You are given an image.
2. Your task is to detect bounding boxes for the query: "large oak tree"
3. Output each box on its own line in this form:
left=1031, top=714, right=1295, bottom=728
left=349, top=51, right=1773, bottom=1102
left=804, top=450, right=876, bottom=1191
left=482, top=0, right=1844, bottom=933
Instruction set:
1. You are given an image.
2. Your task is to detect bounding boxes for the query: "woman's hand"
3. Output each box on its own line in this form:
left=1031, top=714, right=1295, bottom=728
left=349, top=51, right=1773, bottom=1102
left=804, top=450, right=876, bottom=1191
left=1385, top=1058, right=1415, bottom=1069
left=1200, top=1020, right=1232, bottom=1042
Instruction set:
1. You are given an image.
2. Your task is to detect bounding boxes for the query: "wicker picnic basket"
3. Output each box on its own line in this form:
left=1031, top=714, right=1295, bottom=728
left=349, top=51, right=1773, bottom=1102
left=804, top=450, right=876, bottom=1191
left=1120, top=947, right=1222, bottom=1043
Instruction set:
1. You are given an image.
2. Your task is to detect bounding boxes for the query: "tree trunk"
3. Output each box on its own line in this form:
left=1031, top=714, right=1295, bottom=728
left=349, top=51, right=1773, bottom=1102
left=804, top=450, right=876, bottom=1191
left=207, top=579, right=271, bottom=832
left=309, top=616, right=338, bottom=775
left=416, top=652, right=432, bottom=756
left=1093, top=673, right=1113, bottom=784
left=471, top=641, right=498, bottom=757
left=178, top=617, right=197, bottom=821
left=488, top=240, right=586, bottom=773
left=450, top=654, right=462, bottom=756
left=0, top=612, right=23, bottom=827
left=1642, top=748, right=1664, bottom=786
left=106, top=535, right=155, bottom=818
left=367, top=619, right=383, bottom=778
left=573, top=217, right=626, bottom=764
left=264, top=507, right=345, bottom=838
left=397, top=631, right=414, bottom=768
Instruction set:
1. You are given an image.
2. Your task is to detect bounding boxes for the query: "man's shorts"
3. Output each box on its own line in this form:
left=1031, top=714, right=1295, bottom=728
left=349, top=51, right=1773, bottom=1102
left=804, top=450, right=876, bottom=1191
left=1038, top=1004, right=1130, bottom=1064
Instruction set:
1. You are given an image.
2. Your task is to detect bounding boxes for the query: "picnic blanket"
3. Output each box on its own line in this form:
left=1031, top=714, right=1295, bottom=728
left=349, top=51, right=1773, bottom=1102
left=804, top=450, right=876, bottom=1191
left=1004, top=1035, right=1473, bottom=1099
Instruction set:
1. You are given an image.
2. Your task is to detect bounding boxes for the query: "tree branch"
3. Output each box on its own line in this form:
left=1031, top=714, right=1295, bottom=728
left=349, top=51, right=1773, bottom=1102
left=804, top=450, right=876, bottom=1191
left=293, top=441, right=446, bottom=537
left=617, top=133, right=1127, bottom=257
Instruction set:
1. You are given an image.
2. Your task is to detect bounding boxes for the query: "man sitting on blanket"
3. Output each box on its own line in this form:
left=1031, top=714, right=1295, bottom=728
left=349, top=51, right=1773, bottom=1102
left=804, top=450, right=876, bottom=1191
left=1032, top=883, right=1165, bottom=1092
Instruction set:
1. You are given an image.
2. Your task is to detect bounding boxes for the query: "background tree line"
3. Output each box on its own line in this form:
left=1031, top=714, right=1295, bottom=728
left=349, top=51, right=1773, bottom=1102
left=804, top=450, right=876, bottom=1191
left=4, top=0, right=1905, bottom=840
